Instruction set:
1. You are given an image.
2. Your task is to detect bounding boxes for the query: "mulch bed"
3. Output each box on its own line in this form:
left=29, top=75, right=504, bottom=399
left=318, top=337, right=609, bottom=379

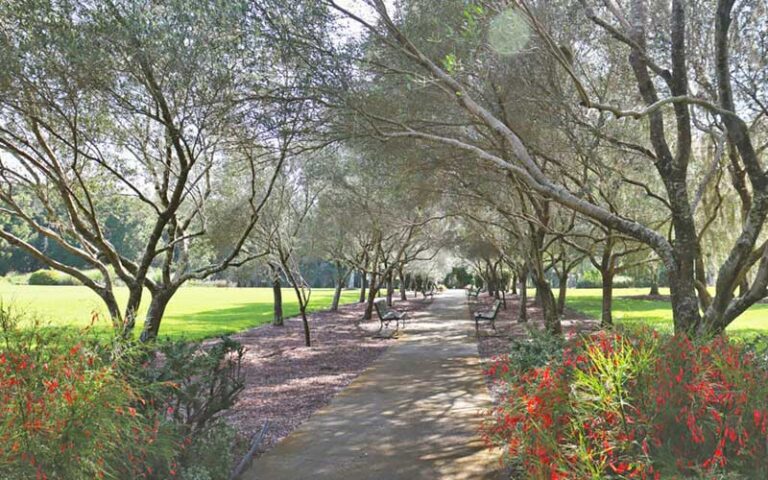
left=219, top=295, right=430, bottom=458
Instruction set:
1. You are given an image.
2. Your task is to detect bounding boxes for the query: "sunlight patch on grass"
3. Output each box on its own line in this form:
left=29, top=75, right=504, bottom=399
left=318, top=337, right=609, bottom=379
left=0, top=285, right=360, bottom=340
left=565, top=288, right=768, bottom=336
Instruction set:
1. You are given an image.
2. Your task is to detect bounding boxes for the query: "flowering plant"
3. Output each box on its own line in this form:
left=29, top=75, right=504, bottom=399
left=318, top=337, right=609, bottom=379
left=0, top=306, right=178, bottom=479
left=483, top=328, right=768, bottom=478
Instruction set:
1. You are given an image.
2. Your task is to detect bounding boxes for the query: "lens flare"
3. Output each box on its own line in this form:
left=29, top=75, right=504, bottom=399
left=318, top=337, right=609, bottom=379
left=488, top=8, right=531, bottom=56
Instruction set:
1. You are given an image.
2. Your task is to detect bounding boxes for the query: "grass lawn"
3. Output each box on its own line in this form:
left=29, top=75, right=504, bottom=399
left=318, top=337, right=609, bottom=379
left=565, top=287, right=768, bottom=336
left=0, top=284, right=360, bottom=340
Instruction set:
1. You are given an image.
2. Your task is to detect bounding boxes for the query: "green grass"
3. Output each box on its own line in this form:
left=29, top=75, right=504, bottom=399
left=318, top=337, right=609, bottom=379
left=0, top=285, right=360, bottom=340
left=564, top=288, right=768, bottom=336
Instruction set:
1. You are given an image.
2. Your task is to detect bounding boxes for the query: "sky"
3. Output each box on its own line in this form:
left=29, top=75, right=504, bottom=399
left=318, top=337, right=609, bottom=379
left=330, top=0, right=396, bottom=42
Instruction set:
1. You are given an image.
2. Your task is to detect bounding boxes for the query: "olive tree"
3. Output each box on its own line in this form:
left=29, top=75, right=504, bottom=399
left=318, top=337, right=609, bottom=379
left=324, top=0, right=768, bottom=336
left=0, top=0, right=312, bottom=340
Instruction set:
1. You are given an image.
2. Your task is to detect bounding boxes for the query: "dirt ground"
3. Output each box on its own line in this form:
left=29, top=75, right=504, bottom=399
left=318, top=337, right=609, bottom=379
left=219, top=294, right=432, bottom=457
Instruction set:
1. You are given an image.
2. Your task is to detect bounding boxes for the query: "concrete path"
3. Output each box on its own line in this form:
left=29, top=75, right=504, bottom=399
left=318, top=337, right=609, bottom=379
left=243, top=289, right=501, bottom=480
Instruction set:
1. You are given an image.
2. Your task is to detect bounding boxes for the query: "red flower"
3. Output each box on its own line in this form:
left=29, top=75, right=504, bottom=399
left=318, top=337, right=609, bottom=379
left=63, top=388, right=74, bottom=405
left=526, top=396, right=541, bottom=414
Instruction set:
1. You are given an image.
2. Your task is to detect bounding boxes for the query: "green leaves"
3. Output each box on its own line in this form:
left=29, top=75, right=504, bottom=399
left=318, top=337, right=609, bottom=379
left=461, top=3, right=485, bottom=39
left=442, top=52, right=458, bottom=74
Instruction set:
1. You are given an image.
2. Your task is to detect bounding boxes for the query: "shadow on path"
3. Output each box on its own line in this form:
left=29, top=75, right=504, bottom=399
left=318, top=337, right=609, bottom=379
left=243, top=290, right=502, bottom=480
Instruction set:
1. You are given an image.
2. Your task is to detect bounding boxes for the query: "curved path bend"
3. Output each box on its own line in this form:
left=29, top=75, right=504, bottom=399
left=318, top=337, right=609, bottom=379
left=244, top=289, right=501, bottom=480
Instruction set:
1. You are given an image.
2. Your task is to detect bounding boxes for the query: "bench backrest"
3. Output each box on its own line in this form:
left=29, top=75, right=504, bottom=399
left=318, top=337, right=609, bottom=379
left=374, top=300, right=390, bottom=319
left=491, top=299, right=502, bottom=316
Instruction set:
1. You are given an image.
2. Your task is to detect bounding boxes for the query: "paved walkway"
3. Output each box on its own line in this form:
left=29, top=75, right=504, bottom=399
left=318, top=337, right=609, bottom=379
left=243, top=289, right=501, bottom=480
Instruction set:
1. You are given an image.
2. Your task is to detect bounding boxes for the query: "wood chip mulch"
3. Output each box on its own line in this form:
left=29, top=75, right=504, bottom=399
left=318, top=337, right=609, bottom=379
left=217, top=295, right=431, bottom=459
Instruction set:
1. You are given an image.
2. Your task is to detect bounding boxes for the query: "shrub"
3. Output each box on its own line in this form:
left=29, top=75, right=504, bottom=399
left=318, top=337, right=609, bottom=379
left=0, top=305, right=179, bottom=480
left=133, top=336, right=245, bottom=432
left=178, top=421, right=236, bottom=480
left=613, top=275, right=634, bottom=288
left=483, top=329, right=768, bottom=478
left=27, top=270, right=79, bottom=286
left=28, top=270, right=61, bottom=285
left=493, top=327, right=565, bottom=376
left=122, top=336, right=246, bottom=478
left=575, top=270, right=634, bottom=289
left=0, top=305, right=247, bottom=480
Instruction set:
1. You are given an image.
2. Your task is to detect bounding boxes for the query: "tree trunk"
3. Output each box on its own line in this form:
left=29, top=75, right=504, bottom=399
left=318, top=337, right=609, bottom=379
left=386, top=271, right=394, bottom=307
left=121, top=283, right=144, bottom=334
left=533, top=286, right=542, bottom=307
left=557, top=272, right=568, bottom=316
left=649, top=269, right=660, bottom=296
left=364, top=272, right=378, bottom=320
left=601, top=269, right=614, bottom=327
left=271, top=265, right=284, bottom=326
left=331, top=280, right=343, bottom=312
left=331, top=263, right=349, bottom=312
left=299, top=305, right=310, bottom=347
left=139, top=287, right=176, bottom=342
left=739, top=279, right=749, bottom=297
left=399, top=268, right=407, bottom=301
left=518, top=268, right=528, bottom=323
left=95, top=287, right=122, bottom=329
left=359, top=269, right=367, bottom=303
left=669, top=269, right=703, bottom=335
left=534, top=276, right=561, bottom=334
left=511, top=273, right=517, bottom=295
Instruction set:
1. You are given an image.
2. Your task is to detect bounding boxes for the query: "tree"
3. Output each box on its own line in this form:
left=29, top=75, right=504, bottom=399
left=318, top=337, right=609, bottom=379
left=0, top=0, right=316, bottom=340
left=324, top=0, right=768, bottom=336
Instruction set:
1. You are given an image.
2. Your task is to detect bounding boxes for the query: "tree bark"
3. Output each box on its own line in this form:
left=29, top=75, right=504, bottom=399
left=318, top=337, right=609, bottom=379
left=386, top=270, right=394, bottom=307
left=649, top=270, right=660, bottom=296
left=359, top=269, right=367, bottom=303
left=399, top=268, right=407, bottom=301
left=533, top=286, right=542, bottom=307
left=330, top=263, right=350, bottom=312
left=271, top=265, right=284, bottom=326
left=557, top=272, right=568, bottom=316
left=331, top=280, right=343, bottom=312
left=601, top=269, right=614, bottom=327
left=299, top=305, right=310, bottom=347
left=139, top=287, right=177, bottom=342
left=364, top=271, right=378, bottom=320
left=122, top=284, right=144, bottom=333
left=290, top=286, right=311, bottom=347
left=518, top=268, right=528, bottom=323
left=534, top=276, right=561, bottom=334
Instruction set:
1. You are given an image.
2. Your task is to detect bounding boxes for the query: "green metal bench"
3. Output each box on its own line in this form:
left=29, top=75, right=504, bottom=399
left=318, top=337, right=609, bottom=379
left=374, top=299, right=407, bottom=332
left=422, top=287, right=435, bottom=299
left=467, top=288, right=481, bottom=301
left=474, top=299, right=502, bottom=331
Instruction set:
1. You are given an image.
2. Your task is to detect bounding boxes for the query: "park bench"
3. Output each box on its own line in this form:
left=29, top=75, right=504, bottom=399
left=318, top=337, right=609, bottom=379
left=422, top=287, right=436, bottom=299
left=467, top=288, right=481, bottom=301
left=474, top=299, right=502, bottom=332
left=374, top=299, right=407, bottom=332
